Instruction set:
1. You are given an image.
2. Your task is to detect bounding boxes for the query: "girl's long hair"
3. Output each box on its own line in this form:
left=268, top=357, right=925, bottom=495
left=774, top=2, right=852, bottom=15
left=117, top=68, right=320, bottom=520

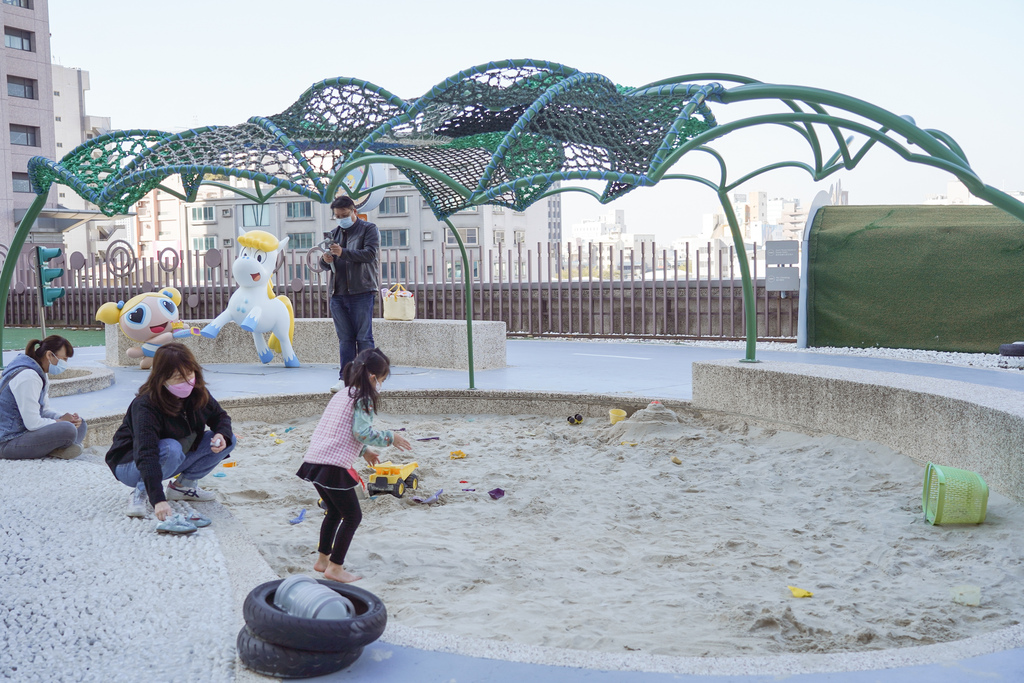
left=342, top=348, right=390, bottom=414
left=138, top=343, right=209, bottom=415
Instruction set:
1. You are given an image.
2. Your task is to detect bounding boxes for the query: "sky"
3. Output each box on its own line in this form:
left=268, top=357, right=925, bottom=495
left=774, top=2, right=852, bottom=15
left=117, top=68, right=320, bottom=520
left=45, top=0, right=1024, bottom=242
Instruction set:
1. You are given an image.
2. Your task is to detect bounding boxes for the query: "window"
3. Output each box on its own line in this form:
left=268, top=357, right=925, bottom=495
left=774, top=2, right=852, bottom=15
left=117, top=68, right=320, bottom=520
left=191, top=206, right=215, bottom=222
left=446, top=227, right=478, bottom=246
left=53, top=90, right=59, bottom=96
left=10, top=124, right=39, bottom=146
left=192, top=236, right=216, bottom=251
left=242, top=204, right=270, bottom=227
left=379, top=229, right=408, bottom=247
left=425, top=265, right=434, bottom=275
left=514, top=230, right=526, bottom=244
left=3, top=0, right=33, bottom=8
left=4, top=27, right=33, bottom=51
left=492, top=206, right=504, bottom=214
left=493, top=230, right=505, bottom=245
left=56, top=142, right=62, bottom=148
left=287, top=232, right=314, bottom=250
left=286, top=201, right=312, bottom=219
left=12, top=172, right=31, bottom=193
left=288, top=264, right=311, bottom=281
left=7, top=75, right=36, bottom=99
left=378, top=196, right=408, bottom=215
left=457, top=205, right=478, bottom=213
left=422, top=231, right=433, bottom=241
left=381, top=262, right=408, bottom=280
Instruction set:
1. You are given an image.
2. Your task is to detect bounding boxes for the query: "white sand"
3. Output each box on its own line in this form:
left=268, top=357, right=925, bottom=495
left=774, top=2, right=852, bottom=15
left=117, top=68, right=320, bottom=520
left=200, top=403, right=1024, bottom=657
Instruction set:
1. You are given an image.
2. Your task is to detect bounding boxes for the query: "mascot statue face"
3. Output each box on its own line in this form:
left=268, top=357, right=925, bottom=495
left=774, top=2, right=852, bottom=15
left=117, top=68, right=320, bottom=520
left=117, top=291, right=181, bottom=343
left=233, top=237, right=276, bottom=286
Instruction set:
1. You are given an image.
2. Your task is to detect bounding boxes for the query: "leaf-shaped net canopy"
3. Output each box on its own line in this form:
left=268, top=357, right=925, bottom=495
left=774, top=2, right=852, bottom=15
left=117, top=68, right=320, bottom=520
left=27, top=59, right=720, bottom=219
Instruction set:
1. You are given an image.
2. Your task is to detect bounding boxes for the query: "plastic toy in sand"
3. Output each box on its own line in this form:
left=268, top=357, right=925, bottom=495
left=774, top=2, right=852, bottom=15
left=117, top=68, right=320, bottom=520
left=567, top=414, right=584, bottom=425
left=367, top=461, right=419, bottom=498
left=95, top=286, right=200, bottom=369
left=200, top=228, right=299, bottom=367
left=449, top=450, right=467, bottom=459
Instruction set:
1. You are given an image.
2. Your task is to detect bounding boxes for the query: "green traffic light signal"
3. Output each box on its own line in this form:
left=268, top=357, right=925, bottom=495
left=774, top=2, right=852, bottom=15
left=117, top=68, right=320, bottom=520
left=36, top=245, right=66, bottom=307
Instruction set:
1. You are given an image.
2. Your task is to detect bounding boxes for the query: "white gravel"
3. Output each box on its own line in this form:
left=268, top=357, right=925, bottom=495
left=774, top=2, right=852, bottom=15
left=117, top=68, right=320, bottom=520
left=0, top=455, right=237, bottom=683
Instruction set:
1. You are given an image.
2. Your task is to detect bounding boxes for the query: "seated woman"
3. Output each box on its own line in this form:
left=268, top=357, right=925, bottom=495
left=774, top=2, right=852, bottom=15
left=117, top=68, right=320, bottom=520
left=105, top=343, right=235, bottom=520
left=0, top=336, right=86, bottom=460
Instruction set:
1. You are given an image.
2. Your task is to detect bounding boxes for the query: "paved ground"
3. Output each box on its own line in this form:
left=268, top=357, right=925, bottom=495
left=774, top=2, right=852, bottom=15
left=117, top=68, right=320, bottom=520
left=6, top=339, right=1023, bottom=682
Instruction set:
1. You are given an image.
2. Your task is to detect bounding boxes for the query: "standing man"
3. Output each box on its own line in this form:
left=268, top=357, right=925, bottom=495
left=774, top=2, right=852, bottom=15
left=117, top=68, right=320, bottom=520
left=322, top=196, right=381, bottom=393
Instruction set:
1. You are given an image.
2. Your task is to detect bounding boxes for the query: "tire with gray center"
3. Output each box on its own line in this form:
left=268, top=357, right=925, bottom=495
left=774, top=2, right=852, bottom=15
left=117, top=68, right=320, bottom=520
left=236, top=625, right=362, bottom=679
left=243, top=579, right=387, bottom=652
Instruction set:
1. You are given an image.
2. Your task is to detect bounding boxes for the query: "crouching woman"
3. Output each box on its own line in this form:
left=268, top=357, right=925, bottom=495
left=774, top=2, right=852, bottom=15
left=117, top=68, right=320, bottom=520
left=0, top=336, right=87, bottom=460
left=105, top=343, right=235, bottom=520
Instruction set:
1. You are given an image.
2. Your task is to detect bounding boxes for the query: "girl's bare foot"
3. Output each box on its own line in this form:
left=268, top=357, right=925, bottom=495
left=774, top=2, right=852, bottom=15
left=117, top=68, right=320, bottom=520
left=313, top=553, right=330, bottom=573
left=323, top=562, right=362, bottom=583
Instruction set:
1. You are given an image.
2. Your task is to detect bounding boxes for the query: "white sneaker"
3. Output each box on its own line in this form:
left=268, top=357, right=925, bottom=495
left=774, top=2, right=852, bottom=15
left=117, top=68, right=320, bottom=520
left=330, top=379, right=345, bottom=394
left=166, top=480, right=216, bottom=502
left=126, top=488, right=149, bottom=518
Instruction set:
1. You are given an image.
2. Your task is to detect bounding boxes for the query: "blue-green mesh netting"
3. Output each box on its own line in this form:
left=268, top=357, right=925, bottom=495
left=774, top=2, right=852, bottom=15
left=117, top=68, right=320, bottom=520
left=28, top=59, right=722, bottom=219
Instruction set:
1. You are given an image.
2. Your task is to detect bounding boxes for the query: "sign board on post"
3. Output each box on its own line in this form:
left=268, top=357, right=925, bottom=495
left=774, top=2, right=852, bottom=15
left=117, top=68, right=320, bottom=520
left=766, top=266, right=799, bottom=292
left=765, top=240, right=800, bottom=265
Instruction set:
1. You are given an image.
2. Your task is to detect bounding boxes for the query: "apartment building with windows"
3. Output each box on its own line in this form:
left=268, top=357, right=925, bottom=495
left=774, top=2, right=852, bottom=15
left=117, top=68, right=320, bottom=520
left=133, top=164, right=560, bottom=283
left=1, top=0, right=58, bottom=245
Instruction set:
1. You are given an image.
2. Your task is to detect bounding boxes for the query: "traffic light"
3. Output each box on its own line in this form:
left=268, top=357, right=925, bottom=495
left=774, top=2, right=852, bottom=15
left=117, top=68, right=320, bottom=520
left=36, top=246, right=65, bottom=307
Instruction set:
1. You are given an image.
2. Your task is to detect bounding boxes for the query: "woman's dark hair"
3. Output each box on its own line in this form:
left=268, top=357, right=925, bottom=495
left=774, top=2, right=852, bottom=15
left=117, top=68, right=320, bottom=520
left=25, top=336, right=74, bottom=364
left=138, top=343, right=209, bottom=415
left=343, top=348, right=390, bottom=413
left=330, top=195, right=356, bottom=211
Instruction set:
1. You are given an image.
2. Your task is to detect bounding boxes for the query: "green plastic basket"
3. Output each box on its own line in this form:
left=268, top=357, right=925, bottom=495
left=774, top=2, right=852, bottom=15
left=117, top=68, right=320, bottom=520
left=922, top=462, right=988, bottom=525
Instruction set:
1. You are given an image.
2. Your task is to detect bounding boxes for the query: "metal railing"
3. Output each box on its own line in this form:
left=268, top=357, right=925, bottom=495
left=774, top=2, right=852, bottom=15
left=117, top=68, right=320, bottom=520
left=3, top=239, right=798, bottom=340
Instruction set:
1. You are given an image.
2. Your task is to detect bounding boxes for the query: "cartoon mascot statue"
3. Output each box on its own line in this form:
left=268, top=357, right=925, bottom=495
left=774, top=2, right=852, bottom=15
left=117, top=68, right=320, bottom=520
left=200, top=228, right=299, bottom=367
left=96, top=287, right=198, bottom=369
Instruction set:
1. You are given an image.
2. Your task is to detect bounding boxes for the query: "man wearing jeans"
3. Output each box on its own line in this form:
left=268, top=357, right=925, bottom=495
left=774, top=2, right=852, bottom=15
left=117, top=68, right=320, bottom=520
left=321, top=196, right=381, bottom=393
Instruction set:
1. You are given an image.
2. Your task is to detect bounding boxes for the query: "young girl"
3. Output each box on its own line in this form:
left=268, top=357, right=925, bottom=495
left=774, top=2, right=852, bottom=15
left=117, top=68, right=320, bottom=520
left=105, top=343, right=235, bottom=521
left=297, top=347, right=411, bottom=583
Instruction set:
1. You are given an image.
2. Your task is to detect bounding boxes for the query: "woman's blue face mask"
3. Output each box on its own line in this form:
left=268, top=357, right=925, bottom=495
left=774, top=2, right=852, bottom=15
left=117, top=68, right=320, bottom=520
left=47, top=353, right=68, bottom=376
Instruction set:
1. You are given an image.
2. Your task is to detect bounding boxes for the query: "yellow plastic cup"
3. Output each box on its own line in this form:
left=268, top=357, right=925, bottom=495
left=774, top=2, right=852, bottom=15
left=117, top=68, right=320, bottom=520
left=609, top=409, right=626, bottom=425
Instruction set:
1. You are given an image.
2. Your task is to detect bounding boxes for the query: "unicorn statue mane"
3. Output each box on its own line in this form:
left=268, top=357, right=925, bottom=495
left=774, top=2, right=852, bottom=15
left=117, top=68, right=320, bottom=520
left=200, top=228, right=299, bottom=367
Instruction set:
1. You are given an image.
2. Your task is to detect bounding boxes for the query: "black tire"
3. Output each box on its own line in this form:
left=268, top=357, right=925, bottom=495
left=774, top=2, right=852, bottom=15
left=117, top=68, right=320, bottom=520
left=394, top=479, right=405, bottom=498
left=243, top=579, right=387, bottom=652
left=237, top=626, right=362, bottom=679
left=406, top=474, right=419, bottom=490
left=1000, top=343, right=1024, bottom=357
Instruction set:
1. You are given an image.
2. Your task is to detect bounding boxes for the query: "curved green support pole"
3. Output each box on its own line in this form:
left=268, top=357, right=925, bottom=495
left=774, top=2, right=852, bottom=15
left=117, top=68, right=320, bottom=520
left=0, top=191, right=49, bottom=369
left=717, top=191, right=758, bottom=362
left=442, top=218, right=475, bottom=389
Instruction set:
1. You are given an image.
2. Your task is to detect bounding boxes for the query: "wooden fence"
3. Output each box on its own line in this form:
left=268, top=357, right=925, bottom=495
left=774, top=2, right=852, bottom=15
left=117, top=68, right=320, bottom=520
left=3, top=239, right=798, bottom=340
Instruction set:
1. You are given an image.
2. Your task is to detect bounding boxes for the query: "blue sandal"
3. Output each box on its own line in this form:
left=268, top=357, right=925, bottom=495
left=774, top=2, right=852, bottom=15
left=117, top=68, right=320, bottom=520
left=185, top=512, right=212, bottom=528
left=156, top=513, right=198, bottom=535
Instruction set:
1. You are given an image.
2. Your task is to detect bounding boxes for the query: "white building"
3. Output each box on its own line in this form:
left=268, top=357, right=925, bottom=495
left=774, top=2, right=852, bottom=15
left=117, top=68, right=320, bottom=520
left=924, top=179, right=1024, bottom=206
left=567, top=209, right=656, bottom=274
left=131, top=164, right=559, bottom=283
left=52, top=65, right=115, bottom=256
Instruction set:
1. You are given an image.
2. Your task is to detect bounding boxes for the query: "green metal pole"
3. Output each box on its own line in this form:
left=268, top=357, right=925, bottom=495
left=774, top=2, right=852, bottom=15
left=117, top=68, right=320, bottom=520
left=0, top=191, right=49, bottom=368
left=442, top=218, right=475, bottom=389
left=718, top=191, right=758, bottom=362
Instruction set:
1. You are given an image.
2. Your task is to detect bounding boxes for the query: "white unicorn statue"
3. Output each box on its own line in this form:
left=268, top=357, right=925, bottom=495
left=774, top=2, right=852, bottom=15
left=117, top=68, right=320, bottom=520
left=200, top=227, right=299, bottom=367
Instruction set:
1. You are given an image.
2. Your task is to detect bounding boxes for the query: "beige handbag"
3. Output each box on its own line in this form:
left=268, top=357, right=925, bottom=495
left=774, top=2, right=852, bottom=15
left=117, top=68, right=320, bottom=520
left=382, top=283, right=416, bottom=321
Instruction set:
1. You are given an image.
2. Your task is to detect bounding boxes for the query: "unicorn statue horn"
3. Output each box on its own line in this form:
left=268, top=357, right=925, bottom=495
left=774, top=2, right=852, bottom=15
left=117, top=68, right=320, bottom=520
left=200, top=228, right=299, bottom=367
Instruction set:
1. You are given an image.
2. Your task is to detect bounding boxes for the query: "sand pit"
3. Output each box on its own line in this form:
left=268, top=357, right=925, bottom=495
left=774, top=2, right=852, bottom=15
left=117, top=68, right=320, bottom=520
left=198, top=402, right=1024, bottom=657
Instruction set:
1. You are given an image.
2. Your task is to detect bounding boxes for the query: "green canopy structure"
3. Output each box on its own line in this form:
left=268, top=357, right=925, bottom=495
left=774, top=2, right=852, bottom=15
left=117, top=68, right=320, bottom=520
left=5, top=58, right=1024, bottom=383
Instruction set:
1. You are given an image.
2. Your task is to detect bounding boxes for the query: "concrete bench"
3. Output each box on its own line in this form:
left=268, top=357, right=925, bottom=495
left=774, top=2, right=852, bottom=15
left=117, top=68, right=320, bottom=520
left=104, top=318, right=506, bottom=370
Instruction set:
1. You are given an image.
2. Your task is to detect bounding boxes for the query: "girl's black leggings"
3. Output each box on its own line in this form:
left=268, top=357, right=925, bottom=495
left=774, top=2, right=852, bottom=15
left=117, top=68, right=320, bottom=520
left=314, top=484, right=363, bottom=565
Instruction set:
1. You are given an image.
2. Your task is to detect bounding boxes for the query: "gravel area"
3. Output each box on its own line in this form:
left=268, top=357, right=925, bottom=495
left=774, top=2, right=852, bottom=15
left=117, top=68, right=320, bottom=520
left=0, top=455, right=238, bottom=683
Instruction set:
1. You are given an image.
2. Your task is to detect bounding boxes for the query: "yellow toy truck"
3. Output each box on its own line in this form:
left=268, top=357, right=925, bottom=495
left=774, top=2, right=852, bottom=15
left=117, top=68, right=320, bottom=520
left=367, top=461, right=419, bottom=498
